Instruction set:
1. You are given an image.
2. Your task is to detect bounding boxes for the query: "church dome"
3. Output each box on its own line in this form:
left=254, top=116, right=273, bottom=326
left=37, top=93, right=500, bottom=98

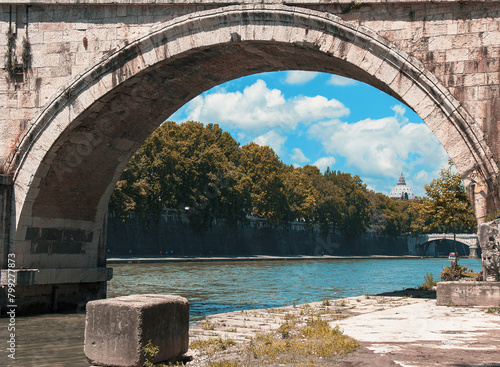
left=389, top=173, right=414, bottom=200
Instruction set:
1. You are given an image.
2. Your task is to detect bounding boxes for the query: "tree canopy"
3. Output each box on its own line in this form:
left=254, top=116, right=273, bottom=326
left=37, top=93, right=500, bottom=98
left=110, top=121, right=476, bottom=237
left=410, top=161, right=476, bottom=234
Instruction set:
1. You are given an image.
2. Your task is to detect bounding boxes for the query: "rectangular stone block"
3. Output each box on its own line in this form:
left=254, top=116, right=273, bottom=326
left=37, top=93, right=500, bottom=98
left=437, top=281, right=500, bottom=307
left=85, top=294, right=189, bottom=367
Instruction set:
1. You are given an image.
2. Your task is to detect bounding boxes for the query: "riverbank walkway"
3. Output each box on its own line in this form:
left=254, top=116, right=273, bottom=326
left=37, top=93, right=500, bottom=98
left=186, top=290, right=500, bottom=367
left=107, top=255, right=430, bottom=264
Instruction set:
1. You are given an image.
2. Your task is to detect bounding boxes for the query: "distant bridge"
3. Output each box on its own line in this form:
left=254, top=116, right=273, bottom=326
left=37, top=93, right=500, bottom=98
left=409, top=233, right=479, bottom=259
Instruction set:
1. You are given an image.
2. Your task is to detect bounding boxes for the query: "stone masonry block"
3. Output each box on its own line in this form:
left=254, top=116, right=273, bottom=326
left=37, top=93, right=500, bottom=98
left=437, top=282, right=500, bottom=307
left=85, top=294, right=189, bottom=367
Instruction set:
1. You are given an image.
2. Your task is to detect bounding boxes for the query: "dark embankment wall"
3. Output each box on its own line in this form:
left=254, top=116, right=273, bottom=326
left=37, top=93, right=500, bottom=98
left=106, top=212, right=410, bottom=256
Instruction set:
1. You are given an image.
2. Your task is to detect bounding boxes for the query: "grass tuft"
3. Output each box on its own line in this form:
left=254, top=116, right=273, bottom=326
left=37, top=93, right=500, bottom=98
left=200, top=318, right=217, bottom=330
left=208, top=361, right=242, bottom=367
left=486, top=304, right=500, bottom=314
left=245, top=317, right=359, bottom=364
left=190, top=336, right=236, bottom=354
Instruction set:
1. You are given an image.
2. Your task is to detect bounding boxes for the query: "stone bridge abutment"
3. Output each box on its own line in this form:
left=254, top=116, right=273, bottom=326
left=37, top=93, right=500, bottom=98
left=1, top=0, right=500, bottom=313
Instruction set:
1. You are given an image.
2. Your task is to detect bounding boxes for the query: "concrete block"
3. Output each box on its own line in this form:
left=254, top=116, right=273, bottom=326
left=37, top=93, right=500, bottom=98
left=437, top=282, right=500, bottom=307
left=85, top=294, right=189, bottom=367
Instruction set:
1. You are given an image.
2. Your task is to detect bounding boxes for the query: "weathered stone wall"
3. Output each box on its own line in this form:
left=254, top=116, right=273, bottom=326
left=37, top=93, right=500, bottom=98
left=0, top=3, right=215, bottom=170
left=106, top=212, right=410, bottom=257
left=437, top=281, right=500, bottom=307
left=2, top=2, right=500, bottom=173
left=0, top=174, right=11, bottom=269
left=478, top=218, right=500, bottom=281
left=0, top=281, right=107, bottom=316
left=1, top=1, right=499, bottom=166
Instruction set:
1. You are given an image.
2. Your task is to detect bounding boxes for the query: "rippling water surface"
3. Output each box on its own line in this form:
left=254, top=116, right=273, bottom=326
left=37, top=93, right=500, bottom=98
left=108, top=258, right=482, bottom=322
left=1, top=257, right=482, bottom=366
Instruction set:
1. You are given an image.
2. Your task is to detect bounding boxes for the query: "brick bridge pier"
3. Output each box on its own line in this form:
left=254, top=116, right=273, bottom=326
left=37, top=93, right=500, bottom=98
left=1, top=0, right=500, bottom=314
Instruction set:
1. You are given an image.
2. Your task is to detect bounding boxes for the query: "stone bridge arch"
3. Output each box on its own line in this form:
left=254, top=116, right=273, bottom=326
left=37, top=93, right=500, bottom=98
left=411, top=233, right=480, bottom=258
left=2, top=4, right=499, bottom=313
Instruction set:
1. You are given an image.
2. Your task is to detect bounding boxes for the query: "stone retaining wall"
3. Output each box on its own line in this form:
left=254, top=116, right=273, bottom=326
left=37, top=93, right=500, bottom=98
left=106, top=212, right=410, bottom=257
left=437, top=281, right=500, bottom=307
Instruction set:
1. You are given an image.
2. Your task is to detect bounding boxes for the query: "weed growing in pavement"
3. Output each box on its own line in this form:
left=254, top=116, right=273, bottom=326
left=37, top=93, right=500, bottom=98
left=486, top=304, right=500, bottom=314
left=335, top=300, right=347, bottom=307
left=278, top=322, right=294, bottom=339
left=143, top=340, right=160, bottom=367
left=142, top=340, right=187, bottom=366
left=245, top=317, right=359, bottom=365
left=201, top=318, right=217, bottom=330
left=208, top=361, right=242, bottom=367
left=190, top=336, right=237, bottom=355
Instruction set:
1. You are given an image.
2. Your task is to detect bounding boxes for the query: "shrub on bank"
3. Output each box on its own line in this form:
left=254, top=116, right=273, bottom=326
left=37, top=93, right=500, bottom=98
left=419, top=273, right=438, bottom=290
left=439, top=264, right=477, bottom=281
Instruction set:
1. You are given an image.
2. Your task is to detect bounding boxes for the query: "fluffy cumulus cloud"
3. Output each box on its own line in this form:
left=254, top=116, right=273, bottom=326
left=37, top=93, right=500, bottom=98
left=392, top=104, right=406, bottom=116
left=307, top=104, right=449, bottom=194
left=254, top=131, right=287, bottom=156
left=171, top=73, right=449, bottom=196
left=182, top=80, right=349, bottom=133
left=313, top=157, right=336, bottom=172
left=291, top=148, right=310, bottom=164
left=327, top=75, right=357, bottom=86
left=285, top=71, right=319, bottom=84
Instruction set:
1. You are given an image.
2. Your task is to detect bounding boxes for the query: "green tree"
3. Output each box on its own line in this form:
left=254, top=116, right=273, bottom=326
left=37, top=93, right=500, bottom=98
left=109, top=121, right=251, bottom=231
left=283, top=166, right=318, bottom=224
left=411, top=160, right=476, bottom=237
left=302, top=165, right=346, bottom=235
left=239, top=143, right=290, bottom=226
left=325, top=169, right=371, bottom=238
left=369, top=192, right=412, bottom=237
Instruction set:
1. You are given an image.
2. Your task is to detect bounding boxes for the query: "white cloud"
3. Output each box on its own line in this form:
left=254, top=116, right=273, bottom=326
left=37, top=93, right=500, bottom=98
left=415, top=170, right=430, bottom=182
left=285, top=71, right=319, bottom=84
left=291, top=148, right=310, bottom=164
left=313, top=157, right=336, bottom=172
left=307, top=110, right=449, bottom=182
left=181, top=79, right=349, bottom=133
left=392, top=104, right=406, bottom=117
left=254, top=131, right=287, bottom=156
left=327, top=75, right=357, bottom=86
left=294, top=96, right=349, bottom=121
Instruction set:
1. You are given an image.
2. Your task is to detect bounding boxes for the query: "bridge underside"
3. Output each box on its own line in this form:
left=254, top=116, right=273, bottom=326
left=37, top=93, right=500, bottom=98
left=414, top=239, right=480, bottom=258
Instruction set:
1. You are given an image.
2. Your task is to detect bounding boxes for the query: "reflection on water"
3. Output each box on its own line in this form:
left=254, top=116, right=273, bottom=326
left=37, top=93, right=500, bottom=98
left=1, top=313, right=86, bottom=367
left=0, top=258, right=482, bottom=366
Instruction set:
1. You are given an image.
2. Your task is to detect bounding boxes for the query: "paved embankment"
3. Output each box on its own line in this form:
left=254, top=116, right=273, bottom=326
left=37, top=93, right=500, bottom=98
left=186, top=293, right=500, bottom=367
left=107, top=255, right=428, bottom=264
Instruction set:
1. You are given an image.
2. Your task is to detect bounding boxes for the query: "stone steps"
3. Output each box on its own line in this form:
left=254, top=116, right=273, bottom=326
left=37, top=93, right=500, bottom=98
left=189, top=295, right=426, bottom=343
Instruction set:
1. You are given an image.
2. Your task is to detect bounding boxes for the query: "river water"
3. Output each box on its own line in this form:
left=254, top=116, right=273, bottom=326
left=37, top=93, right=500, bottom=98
left=1, top=257, right=482, bottom=366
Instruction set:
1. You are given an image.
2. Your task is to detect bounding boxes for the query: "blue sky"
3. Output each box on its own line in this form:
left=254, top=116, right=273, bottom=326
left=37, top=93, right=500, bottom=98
left=169, top=71, right=449, bottom=197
